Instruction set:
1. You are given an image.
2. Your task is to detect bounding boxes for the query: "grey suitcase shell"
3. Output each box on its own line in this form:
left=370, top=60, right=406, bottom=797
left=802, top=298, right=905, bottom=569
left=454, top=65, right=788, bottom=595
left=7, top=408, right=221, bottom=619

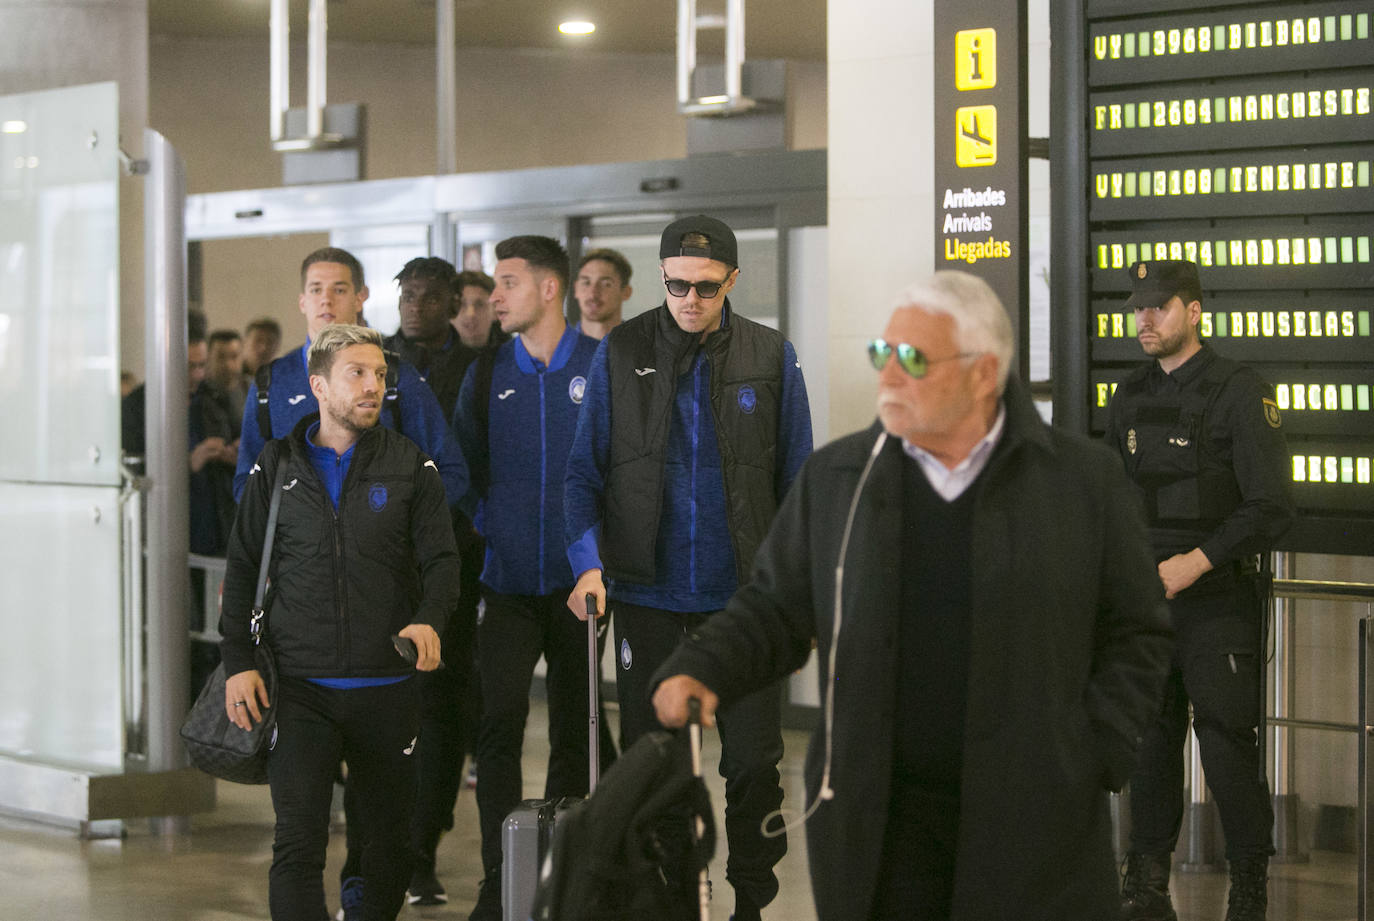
left=501, top=595, right=603, bottom=921
left=502, top=796, right=579, bottom=921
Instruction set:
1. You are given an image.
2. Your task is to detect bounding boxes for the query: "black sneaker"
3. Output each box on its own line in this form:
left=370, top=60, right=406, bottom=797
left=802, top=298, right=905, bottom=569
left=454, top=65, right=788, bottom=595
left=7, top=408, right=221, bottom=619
left=1120, top=852, right=1178, bottom=921
left=338, top=875, right=364, bottom=921
left=408, top=865, right=448, bottom=906
left=468, top=873, right=501, bottom=921
left=1225, top=855, right=1269, bottom=921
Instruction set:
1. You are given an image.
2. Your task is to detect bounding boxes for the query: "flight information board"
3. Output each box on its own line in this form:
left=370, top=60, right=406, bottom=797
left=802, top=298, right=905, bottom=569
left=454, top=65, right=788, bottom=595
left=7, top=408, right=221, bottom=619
left=1054, top=0, right=1374, bottom=554
left=1090, top=144, right=1374, bottom=220
left=1088, top=5, right=1373, bottom=84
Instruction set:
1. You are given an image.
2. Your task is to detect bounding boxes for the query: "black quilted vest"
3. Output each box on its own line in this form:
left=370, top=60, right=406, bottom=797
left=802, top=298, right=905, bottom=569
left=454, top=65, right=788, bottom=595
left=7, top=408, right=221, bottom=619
left=602, top=302, right=783, bottom=585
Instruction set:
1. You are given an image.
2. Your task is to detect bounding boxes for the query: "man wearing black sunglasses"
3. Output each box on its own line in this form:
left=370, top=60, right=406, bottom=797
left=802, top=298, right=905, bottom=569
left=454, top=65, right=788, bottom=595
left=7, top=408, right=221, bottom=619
left=651, top=271, right=1173, bottom=921
left=563, top=214, right=813, bottom=921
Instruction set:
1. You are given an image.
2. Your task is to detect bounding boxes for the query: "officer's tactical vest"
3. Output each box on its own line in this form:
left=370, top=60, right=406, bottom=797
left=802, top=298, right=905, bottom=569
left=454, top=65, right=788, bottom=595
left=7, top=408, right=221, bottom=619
left=1113, top=353, right=1245, bottom=538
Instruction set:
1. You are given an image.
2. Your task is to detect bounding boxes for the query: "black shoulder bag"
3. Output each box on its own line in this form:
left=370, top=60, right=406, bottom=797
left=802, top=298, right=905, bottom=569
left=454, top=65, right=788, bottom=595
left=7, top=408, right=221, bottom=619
left=180, top=460, right=288, bottom=784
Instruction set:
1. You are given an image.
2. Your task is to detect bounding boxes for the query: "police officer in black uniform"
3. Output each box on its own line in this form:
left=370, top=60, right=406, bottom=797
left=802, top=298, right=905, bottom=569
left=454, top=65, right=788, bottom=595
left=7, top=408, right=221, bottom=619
left=1107, top=261, right=1294, bottom=921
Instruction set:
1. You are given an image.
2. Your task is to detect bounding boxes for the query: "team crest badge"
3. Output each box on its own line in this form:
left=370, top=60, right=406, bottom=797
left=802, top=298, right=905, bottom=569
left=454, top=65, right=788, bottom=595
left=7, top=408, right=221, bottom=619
left=369, top=483, right=388, bottom=512
left=1126, top=428, right=1137, bottom=455
left=1262, top=397, right=1282, bottom=429
left=569, top=375, right=587, bottom=405
left=620, top=638, right=633, bottom=670
left=737, top=385, right=757, bottom=414
left=1137, top=263, right=1148, bottom=279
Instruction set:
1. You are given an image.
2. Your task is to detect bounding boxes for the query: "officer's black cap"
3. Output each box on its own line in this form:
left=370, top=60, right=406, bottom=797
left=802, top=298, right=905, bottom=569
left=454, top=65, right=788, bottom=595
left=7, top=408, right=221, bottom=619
left=1125, top=260, right=1201, bottom=310
left=659, top=215, right=738, bottom=268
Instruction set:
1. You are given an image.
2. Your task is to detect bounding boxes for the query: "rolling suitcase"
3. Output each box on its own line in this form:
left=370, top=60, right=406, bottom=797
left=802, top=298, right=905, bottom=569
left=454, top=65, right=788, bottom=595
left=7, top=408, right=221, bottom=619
left=501, top=595, right=604, bottom=921
left=526, top=696, right=714, bottom=921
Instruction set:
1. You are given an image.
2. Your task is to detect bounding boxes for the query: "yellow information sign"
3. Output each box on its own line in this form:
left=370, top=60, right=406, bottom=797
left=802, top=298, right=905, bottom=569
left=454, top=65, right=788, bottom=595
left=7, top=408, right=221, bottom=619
left=956, top=105, right=998, bottom=166
left=955, top=28, right=997, bottom=90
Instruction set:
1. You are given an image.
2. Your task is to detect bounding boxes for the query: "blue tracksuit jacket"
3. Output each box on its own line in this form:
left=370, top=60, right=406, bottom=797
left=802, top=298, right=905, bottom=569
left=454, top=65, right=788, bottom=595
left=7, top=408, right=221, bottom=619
left=455, top=326, right=599, bottom=597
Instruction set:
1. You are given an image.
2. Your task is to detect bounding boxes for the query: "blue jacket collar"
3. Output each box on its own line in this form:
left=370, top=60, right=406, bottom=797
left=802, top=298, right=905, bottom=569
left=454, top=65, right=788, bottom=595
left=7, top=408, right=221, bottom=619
left=513, top=324, right=581, bottom=374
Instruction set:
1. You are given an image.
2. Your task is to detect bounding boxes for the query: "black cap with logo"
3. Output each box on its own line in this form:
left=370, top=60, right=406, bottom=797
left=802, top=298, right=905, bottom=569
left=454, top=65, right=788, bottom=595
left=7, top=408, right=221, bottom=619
left=659, top=214, right=739, bottom=268
left=1124, top=260, right=1201, bottom=310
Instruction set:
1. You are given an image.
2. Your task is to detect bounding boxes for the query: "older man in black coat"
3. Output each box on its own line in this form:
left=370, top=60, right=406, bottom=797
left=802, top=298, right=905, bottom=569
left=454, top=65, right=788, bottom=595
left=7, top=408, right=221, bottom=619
left=653, top=270, right=1173, bottom=921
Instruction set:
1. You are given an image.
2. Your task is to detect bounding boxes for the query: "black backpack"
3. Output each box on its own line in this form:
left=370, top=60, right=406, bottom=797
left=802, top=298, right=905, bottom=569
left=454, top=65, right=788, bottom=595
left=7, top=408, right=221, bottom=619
left=463, top=345, right=500, bottom=497
left=529, top=729, right=715, bottom=921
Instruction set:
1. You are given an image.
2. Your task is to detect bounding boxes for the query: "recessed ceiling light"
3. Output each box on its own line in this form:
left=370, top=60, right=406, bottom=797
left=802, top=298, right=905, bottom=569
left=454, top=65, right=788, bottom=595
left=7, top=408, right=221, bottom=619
left=559, top=20, right=595, bottom=35
left=2, top=120, right=27, bottom=134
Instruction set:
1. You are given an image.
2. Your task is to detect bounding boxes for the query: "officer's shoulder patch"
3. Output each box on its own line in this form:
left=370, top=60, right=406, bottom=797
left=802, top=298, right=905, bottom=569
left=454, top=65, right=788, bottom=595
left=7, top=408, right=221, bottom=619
left=1262, top=397, right=1282, bottom=429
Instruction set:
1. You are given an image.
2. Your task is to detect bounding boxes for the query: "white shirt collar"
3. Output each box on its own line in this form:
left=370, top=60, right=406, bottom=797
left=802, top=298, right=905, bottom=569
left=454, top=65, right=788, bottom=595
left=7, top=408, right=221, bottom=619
left=901, top=403, right=1007, bottom=502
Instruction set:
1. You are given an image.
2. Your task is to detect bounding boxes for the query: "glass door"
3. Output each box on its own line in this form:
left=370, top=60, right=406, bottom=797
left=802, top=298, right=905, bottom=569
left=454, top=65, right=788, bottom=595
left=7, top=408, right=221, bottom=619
left=0, top=83, right=125, bottom=769
left=330, top=223, right=433, bottom=337
left=454, top=215, right=571, bottom=274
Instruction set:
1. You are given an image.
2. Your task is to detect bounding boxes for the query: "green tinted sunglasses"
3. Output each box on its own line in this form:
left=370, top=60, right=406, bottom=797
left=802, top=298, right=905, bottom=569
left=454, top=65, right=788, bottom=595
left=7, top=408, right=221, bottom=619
left=867, top=338, right=979, bottom=379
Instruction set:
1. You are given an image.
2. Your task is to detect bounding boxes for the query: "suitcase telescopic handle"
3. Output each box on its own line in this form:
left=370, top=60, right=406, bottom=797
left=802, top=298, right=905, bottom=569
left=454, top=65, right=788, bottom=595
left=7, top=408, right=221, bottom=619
left=586, top=592, right=601, bottom=793
left=686, top=695, right=709, bottom=921
left=686, top=697, right=704, bottom=778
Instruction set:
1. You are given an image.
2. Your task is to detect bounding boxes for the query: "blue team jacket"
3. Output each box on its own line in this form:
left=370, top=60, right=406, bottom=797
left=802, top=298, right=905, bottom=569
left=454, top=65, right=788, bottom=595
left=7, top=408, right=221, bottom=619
left=455, top=326, right=599, bottom=596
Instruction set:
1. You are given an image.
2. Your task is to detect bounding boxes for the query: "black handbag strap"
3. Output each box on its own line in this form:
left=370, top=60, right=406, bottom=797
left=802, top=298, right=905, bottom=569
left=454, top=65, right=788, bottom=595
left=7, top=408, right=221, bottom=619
left=250, top=459, right=290, bottom=648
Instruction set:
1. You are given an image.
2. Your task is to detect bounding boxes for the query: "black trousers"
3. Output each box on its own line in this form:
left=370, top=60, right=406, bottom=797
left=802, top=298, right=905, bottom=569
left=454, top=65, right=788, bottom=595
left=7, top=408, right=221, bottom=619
left=474, top=590, right=611, bottom=873
left=613, top=600, right=788, bottom=909
left=1129, top=579, right=1274, bottom=860
left=268, top=676, right=420, bottom=921
left=408, top=536, right=482, bottom=869
left=342, top=540, right=484, bottom=884
left=340, top=546, right=481, bottom=887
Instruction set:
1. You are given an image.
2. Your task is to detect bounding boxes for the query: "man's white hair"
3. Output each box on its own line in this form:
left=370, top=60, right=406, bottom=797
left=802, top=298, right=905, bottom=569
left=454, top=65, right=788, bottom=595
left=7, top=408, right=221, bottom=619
left=891, top=271, right=1014, bottom=393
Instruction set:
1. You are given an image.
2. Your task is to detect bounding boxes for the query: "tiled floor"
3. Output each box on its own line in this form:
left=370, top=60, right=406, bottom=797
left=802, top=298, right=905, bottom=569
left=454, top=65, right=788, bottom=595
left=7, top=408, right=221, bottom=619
left=0, top=698, right=1361, bottom=920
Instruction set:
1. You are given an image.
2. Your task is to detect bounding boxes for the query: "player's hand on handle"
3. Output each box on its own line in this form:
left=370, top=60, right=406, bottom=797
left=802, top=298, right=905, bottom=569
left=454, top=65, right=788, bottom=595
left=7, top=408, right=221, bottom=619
left=569, top=569, right=606, bottom=620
